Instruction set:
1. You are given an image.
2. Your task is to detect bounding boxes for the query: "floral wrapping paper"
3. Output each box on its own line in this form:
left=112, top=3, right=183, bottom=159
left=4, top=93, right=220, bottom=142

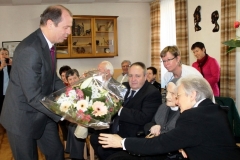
left=41, top=72, right=127, bottom=130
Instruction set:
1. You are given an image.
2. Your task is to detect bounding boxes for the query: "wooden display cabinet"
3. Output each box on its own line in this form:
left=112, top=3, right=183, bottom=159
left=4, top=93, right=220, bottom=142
left=56, top=15, right=118, bottom=59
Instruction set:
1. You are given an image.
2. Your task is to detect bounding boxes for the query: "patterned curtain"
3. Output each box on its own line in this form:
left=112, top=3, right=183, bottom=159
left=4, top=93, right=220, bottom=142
left=175, top=0, right=189, bottom=65
left=150, top=0, right=161, bottom=82
left=220, top=0, right=236, bottom=99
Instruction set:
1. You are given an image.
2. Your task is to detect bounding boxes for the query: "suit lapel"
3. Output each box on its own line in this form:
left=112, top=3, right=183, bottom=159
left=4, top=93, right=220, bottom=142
left=124, top=81, right=148, bottom=108
left=36, top=29, right=55, bottom=91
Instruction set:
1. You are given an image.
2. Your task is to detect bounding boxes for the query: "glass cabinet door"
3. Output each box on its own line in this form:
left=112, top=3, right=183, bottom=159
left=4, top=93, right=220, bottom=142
left=71, top=17, right=93, bottom=57
left=56, top=15, right=118, bottom=59
left=94, top=18, right=117, bottom=56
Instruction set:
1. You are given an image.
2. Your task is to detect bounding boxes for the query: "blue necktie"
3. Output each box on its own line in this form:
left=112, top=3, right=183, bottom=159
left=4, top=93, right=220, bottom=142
left=124, top=90, right=136, bottom=105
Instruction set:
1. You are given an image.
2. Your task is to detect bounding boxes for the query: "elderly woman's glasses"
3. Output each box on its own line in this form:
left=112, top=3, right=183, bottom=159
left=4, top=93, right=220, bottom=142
left=161, top=57, right=176, bottom=63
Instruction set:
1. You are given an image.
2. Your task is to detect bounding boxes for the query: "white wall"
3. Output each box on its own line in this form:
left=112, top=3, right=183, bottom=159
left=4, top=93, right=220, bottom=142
left=0, top=3, right=151, bottom=75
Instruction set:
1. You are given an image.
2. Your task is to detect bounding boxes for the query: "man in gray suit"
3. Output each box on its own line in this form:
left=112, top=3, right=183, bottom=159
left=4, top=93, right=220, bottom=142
left=0, top=5, right=72, bottom=160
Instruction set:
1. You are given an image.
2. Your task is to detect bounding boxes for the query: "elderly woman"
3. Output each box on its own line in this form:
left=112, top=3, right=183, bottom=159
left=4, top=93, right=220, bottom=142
left=191, top=42, right=220, bottom=96
left=161, top=45, right=202, bottom=87
left=99, top=75, right=240, bottom=160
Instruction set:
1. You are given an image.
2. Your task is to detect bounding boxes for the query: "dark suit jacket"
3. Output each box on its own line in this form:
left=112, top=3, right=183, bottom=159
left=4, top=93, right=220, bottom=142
left=124, top=99, right=240, bottom=160
left=152, top=81, right=161, bottom=93
left=0, top=28, right=64, bottom=139
left=118, top=81, right=162, bottom=137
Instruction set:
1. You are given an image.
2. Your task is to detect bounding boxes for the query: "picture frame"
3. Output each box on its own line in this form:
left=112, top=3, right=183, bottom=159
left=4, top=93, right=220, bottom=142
left=2, top=41, right=21, bottom=57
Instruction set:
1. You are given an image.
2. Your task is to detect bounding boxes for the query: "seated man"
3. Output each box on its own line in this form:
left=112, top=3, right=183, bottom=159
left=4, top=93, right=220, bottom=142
left=90, top=62, right=162, bottom=160
left=146, top=66, right=161, bottom=93
left=116, top=60, right=131, bottom=83
left=98, top=75, right=240, bottom=160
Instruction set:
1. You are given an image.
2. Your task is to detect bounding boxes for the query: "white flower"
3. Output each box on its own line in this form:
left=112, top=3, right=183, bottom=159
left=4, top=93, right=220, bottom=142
left=60, top=101, right=72, bottom=113
left=92, top=101, right=108, bottom=116
left=68, top=90, right=77, bottom=100
left=91, top=85, right=101, bottom=98
left=81, top=77, right=93, bottom=89
left=76, top=100, right=89, bottom=112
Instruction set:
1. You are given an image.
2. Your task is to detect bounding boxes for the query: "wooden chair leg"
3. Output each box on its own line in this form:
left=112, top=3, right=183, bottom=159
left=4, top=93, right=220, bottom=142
left=83, top=142, right=87, bottom=159
left=86, top=135, right=95, bottom=160
left=89, top=141, right=95, bottom=160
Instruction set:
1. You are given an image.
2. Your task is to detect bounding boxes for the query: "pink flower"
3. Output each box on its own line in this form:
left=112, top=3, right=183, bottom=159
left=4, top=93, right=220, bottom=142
left=76, top=89, right=84, bottom=100
left=234, top=21, right=240, bottom=28
left=76, top=110, right=91, bottom=122
left=92, top=101, right=108, bottom=117
left=65, top=87, right=73, bottom=97
left=82, top=114, right=91, bottom=122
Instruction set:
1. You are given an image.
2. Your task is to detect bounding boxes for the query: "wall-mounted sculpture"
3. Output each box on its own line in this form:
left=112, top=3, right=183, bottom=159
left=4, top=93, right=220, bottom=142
left=193, top=6, right=201, bottom=32
left=211, top=10, right=219, bottom=32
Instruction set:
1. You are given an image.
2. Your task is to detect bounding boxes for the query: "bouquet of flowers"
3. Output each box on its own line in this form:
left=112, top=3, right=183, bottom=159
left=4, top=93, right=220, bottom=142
left=41, top=71, right=127, bottom=129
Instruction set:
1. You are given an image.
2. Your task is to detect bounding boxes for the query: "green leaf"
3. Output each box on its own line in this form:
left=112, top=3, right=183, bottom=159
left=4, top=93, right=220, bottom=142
left=227, top=47, right=236, bottom=53
left=82, top=87, right=92, bottom=98
left=223, top=39, right=240, bottom=47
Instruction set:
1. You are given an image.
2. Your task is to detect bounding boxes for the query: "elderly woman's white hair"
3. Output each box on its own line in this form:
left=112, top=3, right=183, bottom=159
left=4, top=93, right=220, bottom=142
left=176, top=75, right=213, bottom=102
left=101, top=61, right=114, bottom=75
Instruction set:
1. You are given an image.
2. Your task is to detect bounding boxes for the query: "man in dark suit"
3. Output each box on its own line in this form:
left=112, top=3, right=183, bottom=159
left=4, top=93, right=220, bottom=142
left=0, top=5, right=73, bottom=160
left=90, top=62, right=162, bottom=160
left=99, top=75, right=240, bottom=160
left=0, top=48, right=11, bottom=115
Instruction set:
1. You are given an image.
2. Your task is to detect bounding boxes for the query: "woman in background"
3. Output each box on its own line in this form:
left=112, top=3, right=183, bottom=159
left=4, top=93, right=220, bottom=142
left=161, top=45, right=202, bottom=88
left=191, top=42, right=220, bottom=96
left=0, top=48, right=12, bottom=115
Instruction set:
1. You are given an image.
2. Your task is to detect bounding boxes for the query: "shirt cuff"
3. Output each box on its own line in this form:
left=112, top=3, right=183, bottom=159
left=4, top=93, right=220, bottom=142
left=122, top=138, right=126, bottom=150
left=60, top=117, right=64, bottom=121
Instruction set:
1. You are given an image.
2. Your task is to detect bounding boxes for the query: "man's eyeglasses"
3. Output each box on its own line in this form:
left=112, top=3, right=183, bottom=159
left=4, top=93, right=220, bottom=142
left=161, top=57, right=176, bottom=63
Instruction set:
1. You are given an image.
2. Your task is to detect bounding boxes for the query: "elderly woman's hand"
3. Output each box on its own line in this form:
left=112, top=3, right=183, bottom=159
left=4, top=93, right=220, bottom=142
left=99, top=133, right=123, bottom=148
left=179, top=149, right=188, bottom=158
left=150, top=125, right=161, bottom=136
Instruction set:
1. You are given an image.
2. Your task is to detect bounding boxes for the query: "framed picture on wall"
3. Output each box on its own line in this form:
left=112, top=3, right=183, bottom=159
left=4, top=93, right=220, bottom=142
left=2, top=41, right=21, bottom=57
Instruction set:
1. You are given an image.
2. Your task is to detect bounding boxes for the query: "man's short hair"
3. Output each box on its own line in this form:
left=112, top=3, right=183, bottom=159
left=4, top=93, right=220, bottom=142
left=101, top=61, right=114, bottom=75
left=147, top=66, right=157, bottom=75
left=121, top=60, right=131, bottom=66
left=40, top=5, right=72, bottom=27
left=59, top=65, right=71, bottom=75
left=130, top=62, right=146, bottom=75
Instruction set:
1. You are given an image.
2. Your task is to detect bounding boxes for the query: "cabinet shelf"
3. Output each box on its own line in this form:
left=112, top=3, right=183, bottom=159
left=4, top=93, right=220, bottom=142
left=72, top=36, right=92, bottom=38
left=56, top=15, right=118, bottom=59
left=72, top=45, right=92, bottom=47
